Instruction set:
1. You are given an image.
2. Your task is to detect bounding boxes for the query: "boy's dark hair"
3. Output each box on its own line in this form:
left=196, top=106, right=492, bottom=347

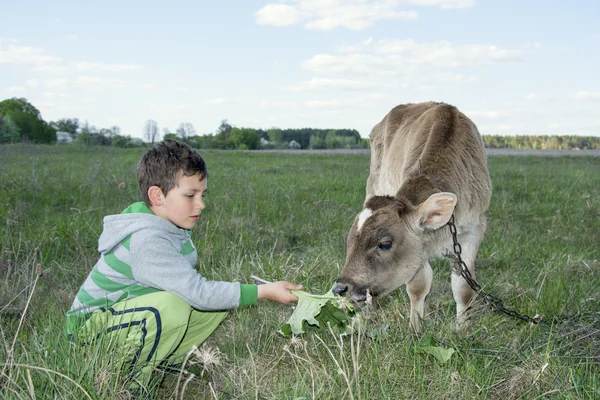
left=137, top=139, right=208, bottom=206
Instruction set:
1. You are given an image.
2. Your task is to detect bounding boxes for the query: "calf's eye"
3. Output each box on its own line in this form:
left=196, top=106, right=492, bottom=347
left=377, top=241, right=392, bottom=251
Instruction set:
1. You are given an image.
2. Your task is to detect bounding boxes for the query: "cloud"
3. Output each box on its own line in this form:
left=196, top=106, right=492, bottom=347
left=0, top=43, right=62, bottom=68
left=338, top=37, right=373, bottom=53
left=259, top=100, right=301, bottom=109
left=45, top=78, right=69, bottom=88
left=5, top=86, right=26, bottom=93
left=302, top=53, right=396, bottom=75
left=573, top=91, right=600, bottom=101
left=72, top=76, right=129, bottom=90
left=255, top=0, right=418, bottom=31
left=467, top=110, right=511, bottom=119
left=302, top=39, right=521, bottom=77
left=305, top=93, right=386, bottom=109
left=43, top=92, right=69, bottom=98
left=435, top=73, right=477, bottom=83
left=255, top=3, right=306, bottom=26
left=207, top=97, right=246, bottom=105
left=288, top=77, right=377, bottom=91
left=374, top=39, right=521, bottom=66
left=75, top=62, right=143, bottom=72
left=407, top=0, right=476, bottom=9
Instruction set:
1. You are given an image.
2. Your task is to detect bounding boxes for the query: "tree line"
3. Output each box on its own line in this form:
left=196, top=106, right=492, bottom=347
left=2, top=97, right=600, bottom=150
left=482, top=135, right=600, bottom=150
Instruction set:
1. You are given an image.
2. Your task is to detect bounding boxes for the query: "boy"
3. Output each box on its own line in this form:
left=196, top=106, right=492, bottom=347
left=66, top=139, right=300, bottom=388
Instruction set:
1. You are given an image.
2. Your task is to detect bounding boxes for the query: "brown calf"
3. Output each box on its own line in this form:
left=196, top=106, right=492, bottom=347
left=333, top=102, right=492, bottom=333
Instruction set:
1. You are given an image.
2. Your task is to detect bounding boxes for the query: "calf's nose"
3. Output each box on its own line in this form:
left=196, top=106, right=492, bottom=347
left=332, top=281, right=348, bottom=296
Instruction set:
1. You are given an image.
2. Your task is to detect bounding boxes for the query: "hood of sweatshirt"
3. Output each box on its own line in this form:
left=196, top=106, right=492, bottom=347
left=97, top=202, right=189, bottom=253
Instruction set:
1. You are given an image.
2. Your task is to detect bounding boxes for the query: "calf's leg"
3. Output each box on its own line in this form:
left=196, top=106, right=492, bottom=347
left=451, top=238, right=479, bottom=327
left=406, top=262, right=433, bottom=334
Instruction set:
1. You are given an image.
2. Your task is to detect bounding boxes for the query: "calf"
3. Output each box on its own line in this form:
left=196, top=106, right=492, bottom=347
left=333, top=102, right=491, bottom=332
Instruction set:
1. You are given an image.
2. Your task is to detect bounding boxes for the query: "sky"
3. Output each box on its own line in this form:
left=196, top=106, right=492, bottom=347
left=1, top=0, right=599, bottom=139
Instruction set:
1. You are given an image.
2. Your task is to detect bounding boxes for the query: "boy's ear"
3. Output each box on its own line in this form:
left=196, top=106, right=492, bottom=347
left=148, top=186, right=164, bottom=207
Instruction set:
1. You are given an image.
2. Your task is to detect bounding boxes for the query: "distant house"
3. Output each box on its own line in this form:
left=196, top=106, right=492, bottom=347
left=56, top=131, right=73, bottom=144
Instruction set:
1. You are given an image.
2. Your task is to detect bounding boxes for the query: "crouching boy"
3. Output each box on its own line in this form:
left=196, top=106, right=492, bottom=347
left=66, top=139, right=300, bottom=389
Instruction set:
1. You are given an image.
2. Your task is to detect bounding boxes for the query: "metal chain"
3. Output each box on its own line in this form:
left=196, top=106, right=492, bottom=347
left=448, top=214, right=544, bottom=324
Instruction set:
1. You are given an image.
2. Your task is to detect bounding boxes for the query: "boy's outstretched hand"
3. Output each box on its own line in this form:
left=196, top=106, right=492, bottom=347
left=258, top=281, right=302, bottom=304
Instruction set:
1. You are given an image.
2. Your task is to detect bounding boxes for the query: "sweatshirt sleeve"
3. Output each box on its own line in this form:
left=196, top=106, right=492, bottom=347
left=129, top=230, right=245, bottom=311
left=239, top=284, right=258, bottom=306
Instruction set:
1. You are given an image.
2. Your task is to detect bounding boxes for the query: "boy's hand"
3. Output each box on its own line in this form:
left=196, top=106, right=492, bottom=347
left=257, top=281, right=302, bottom=304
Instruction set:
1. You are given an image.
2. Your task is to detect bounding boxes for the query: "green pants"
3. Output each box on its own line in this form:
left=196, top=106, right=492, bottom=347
left=71, top=291, right=227, bottom=383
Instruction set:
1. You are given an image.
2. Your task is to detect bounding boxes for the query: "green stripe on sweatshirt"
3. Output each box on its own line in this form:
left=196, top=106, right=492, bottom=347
left=75, top=287, right=96, bottom=306
left=90, top=267, right=131, bottom=293
left=103, top=251, right=134, bottom=279
left=125, top=285, right=162, bottom=298
left=180, top=240, right=195, bottom=256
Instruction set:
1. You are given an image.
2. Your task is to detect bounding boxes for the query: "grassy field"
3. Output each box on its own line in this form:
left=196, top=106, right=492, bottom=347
left=0, top=144, right=599, bottom=399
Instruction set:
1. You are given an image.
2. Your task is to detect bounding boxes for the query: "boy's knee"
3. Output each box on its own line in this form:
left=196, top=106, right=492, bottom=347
left=155, top=292, right=193, bottom=326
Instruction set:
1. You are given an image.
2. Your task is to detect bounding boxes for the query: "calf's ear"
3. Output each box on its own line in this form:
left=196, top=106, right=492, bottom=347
left=416, top=192, right=457, bottom=230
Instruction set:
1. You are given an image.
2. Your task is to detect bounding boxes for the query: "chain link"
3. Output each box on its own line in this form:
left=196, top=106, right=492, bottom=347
left=449, top=214, right=544, bottom=325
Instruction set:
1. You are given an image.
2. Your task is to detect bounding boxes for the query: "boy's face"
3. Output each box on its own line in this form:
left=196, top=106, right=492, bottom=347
left=151, top=173, right=207, bottom=230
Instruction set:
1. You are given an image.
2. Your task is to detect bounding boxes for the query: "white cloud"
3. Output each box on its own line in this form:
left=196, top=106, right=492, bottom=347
left=207, top=97, right=246, bottom=105
left=255, top=0, right=418, bottom=31
left=338, top=37, right=373, bottom=53
left=304, top=93, right=387, bottom=109
left=302, top=53, right=396, bottom=75
left=407, top=0, right=476, bottom=9
left=72, top=76, right=129, bottom=90
left=288, top=77, right=377, bottom=91
left=75, top=62, right=143, bottom=72
left=255, top=3, right=306, bottom=26
left=43, top=92, right=69, bottom=98
left=374, top=39, right=521, bottom=67
left=467, top=110, right=510, bottom=119
left=0, top=43, right=62, bottom=68
left=45, top=78, right=69, bottom=88
left=32, top=65, right=69, bottom=73
left=303, top=39, right=520, bottom=77
left=5, top=86, right=26, bottom=93
left=259, top=100, right=301, bottom=109
left=435, top=73, right=477, bottom=83
left=573, top=91, right=600, bottom=101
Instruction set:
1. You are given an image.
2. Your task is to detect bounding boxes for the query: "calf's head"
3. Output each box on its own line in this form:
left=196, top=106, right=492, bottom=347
left=333, top=192, right=457, bottom=303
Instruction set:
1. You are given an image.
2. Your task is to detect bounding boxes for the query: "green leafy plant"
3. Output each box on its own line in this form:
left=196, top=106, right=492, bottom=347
left=279, top=289, right=362, bottom=336
left=418, top=333, right=455, bottom=364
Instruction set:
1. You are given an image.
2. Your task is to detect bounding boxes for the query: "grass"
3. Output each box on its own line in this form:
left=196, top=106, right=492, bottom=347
left=0, top=144, right=599, bottom=399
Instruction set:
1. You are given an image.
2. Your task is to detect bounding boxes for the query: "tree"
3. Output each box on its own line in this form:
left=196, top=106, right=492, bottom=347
left=216, top=119, right=232, bottom=140
left=230, top=127, right=259, bottom=150
left=0, top=115, right=20, bottom=143
left=0, top=97, right=56, bottom=143
left=144, top=119, right=159, bottom=144
left=325, top=130, right=340, bottom=149
left=163, top=133, right=179, bottom=141
left=112, top=135, right=136, bottom=148
left=50, top=118, right=79, bottom=138
left=110, top=126, right=121, bottom=137
left=176, top=122, right=196, bottom=141
left=267, top=128, right=283, bottom=145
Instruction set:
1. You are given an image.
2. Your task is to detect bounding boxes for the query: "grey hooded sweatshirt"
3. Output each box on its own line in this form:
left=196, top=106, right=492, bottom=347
left=67, top=202, right=257, bottom=318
